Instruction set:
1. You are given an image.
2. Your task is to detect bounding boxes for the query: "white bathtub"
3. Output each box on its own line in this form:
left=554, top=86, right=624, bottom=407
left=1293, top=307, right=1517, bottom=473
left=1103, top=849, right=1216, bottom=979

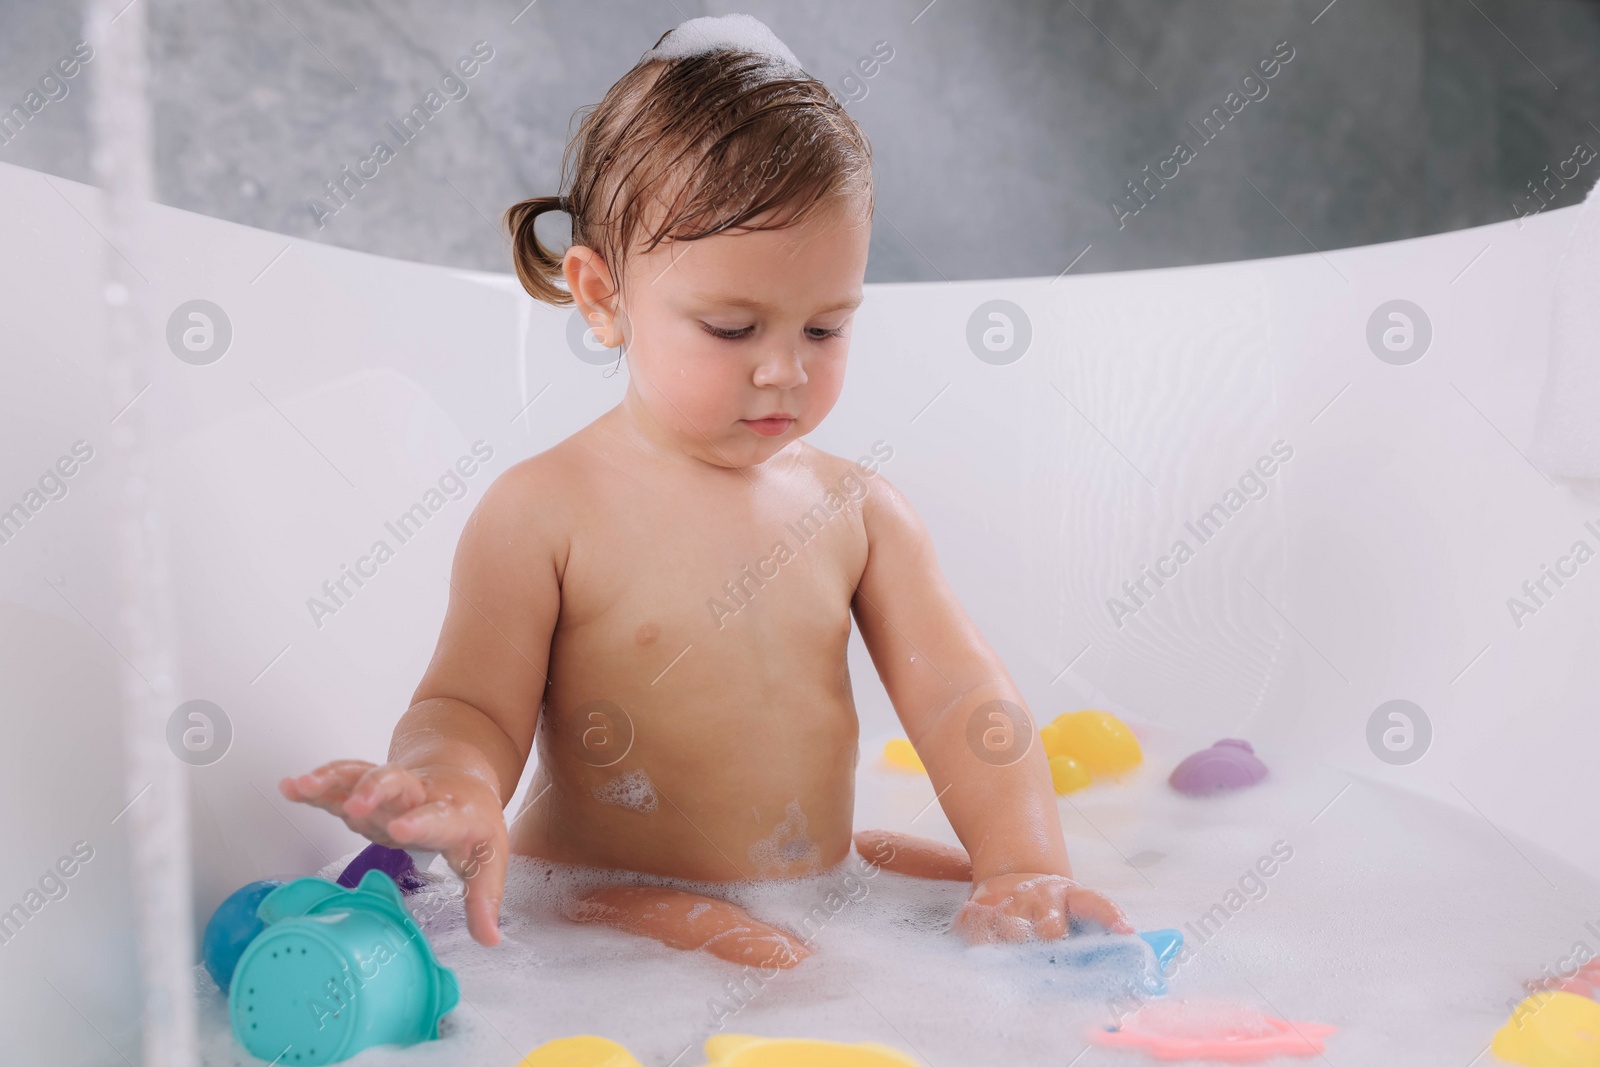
left=2, top=153, right=1596, bottom=1064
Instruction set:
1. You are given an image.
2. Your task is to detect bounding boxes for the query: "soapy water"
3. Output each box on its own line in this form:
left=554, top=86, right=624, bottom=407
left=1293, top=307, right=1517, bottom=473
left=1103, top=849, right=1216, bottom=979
left=192, top=724, right=1600, bottom=1065
left=746, top=798, right=822, bottom=875
left=593, top=769, right=660, bottom=813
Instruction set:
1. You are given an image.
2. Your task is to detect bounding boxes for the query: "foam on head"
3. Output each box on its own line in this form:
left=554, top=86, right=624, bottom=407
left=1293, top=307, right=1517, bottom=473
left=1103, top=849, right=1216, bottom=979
left=641, top=12, right=804, bottom=76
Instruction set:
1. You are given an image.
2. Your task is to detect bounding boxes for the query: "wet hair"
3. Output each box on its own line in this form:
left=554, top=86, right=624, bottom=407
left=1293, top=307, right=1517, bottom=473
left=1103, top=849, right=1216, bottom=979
left=503, top=37, right=874, bottom=310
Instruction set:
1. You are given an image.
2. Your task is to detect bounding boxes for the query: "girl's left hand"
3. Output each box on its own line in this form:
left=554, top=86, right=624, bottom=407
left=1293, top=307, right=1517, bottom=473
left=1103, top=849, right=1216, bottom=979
left=952, top=872, right=1132, bottom=943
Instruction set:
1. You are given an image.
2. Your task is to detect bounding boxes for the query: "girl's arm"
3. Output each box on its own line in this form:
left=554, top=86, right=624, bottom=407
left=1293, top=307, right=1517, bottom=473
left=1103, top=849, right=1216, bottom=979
left=850, top=468, right=1130, bottom=939
left=283, top=455, right=567, bottom=946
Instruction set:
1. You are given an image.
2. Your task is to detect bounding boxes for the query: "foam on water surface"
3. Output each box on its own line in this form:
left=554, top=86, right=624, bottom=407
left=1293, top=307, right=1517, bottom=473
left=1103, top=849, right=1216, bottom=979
left=194, top=724, right=1600, bottom=1065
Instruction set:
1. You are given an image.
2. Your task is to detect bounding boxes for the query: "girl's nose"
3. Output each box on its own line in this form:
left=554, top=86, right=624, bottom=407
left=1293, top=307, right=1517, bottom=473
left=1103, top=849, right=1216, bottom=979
left=753, top=346, right=807, bottom=389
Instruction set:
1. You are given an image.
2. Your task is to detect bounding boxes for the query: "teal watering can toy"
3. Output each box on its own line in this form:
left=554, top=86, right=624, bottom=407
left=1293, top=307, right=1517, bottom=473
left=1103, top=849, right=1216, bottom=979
left=226, top=869, right=459, bottom=1065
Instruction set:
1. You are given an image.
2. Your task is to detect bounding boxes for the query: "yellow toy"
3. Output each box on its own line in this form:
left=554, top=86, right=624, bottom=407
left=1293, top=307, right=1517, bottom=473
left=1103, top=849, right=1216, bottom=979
left=519, top=1035, right=644, bottom=1066
left=883, top=709, right=1139, bottom=787
left=1045, top=710, right=1142, bottom=777
left=702, top=1033, right=922, bottom=1065
left=881, top=737, right=925, bottom=773
left=1492, top=991, right=1600, bottom=1067
left=1048, top=754, right=1092, bottom=794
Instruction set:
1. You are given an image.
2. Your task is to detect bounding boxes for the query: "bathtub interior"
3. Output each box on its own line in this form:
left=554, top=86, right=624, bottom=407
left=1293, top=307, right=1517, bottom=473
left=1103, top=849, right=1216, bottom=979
left=2, top=156, right=1599, bottom=1065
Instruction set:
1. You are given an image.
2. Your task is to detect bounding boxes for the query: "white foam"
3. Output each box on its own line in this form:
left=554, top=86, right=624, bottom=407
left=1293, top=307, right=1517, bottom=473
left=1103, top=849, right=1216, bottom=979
left=641, top=13, right=804, bottom=75
left=192, top=721, right=1600, bottom=1064
left=746, top=797, right=821, bottom=874
left=591, top=768, right=659, bottom=813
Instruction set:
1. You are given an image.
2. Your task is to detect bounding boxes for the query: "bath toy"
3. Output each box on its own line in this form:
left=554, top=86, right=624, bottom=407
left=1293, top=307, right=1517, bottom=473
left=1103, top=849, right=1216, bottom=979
left=228, top=869, right=459, bottom=1065
left=881, top=738, right=925, bottom=773
left=1017, top=930, right=1176, bottom=999
left=1139, top=928, right=1184, bottom=974
left=202, top=879, right=285, bottom=992
left=336, top=841, right=428, bottom=894
left=1078, top=930, right=1182, bottom=997
left=1524, top=957, right=1600, bottom=1001
left=1169, top=739, right=1269, bottom=796
left=1549, top=976, right=1600, bottom=998
left=1045, top=710, right=1142, bottom=776
left=1494, top=991, right=1600, bottom=1067
left=1091, top=999, right=1337, bottom=1060
left=1048, top=754, right=1092, bottom=794
left=520, top=1035, right=644, bottom=1066
left=700, top=1033, right=922, bottom=1066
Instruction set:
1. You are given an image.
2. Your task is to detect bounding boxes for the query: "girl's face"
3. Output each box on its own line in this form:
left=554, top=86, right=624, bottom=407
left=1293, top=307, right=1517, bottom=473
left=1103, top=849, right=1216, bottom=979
left=569, top=194, right=872, bottom=470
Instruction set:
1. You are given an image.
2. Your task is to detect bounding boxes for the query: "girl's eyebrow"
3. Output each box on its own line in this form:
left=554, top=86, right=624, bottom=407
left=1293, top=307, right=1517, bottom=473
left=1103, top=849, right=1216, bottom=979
left=701, top=293, right=863, bottom=314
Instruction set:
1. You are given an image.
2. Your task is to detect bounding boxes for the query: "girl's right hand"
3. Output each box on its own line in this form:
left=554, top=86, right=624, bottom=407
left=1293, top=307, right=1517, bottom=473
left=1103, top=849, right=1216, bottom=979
left=279, top=760, right=510, bottom=947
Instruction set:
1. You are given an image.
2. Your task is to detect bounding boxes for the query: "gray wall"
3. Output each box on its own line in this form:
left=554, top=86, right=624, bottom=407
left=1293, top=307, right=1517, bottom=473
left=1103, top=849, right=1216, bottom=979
left=2, top=0, right=1598, bottom=281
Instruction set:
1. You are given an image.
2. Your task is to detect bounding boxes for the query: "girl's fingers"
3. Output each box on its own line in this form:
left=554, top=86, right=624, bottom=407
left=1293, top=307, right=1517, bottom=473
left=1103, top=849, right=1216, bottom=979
left=448, top=834, right=507, bottom=948
left=1032, top=898, right=1070, bottom=940
left=950, top=901, right=986, bottom=942
left=952, top=899, right=1025, bottom=944
left=385, top=800, right=461, bottom=850
left=308, top=760, right=379, bottom=790
left=281, top=760, right=374, bottom=803
left=966, top=880, right=1010, bottom=908
left=346, top=764, right=424, bottom=819
left=284, top=763, right=510, bottom=948
left=954, top=879, right=1128, bottom=943
left=1065, top=887, right=1132, bottom=934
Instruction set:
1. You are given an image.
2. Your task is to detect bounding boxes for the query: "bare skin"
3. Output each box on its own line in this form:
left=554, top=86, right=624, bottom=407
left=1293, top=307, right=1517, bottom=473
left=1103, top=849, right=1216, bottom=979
left=281, top=190, right=1130, bottom=964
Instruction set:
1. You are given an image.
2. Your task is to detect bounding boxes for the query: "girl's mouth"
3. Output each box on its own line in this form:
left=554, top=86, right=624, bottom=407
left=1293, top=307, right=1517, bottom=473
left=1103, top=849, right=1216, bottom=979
left=742, top=417, right=795, bottom=436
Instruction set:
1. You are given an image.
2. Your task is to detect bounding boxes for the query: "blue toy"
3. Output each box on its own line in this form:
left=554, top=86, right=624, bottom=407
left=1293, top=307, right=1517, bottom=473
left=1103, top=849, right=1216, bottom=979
left=1139, top=929, right=1184, bottom=972
left=1018, top=926, right=1185, bottom=1003
left=1137, top=928, right=1184, bottom=992
left=228, top=870, right=459, bottom=1065
left=202, top=879, right=285, bottom=992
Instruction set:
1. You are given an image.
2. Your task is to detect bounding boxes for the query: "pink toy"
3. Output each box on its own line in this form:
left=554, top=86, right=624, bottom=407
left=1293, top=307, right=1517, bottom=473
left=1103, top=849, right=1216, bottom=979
left=1524, top=956, right=1600, bottom=1000
left=1169, top=739, right=1269, bottom=796
left=1091, top=1000, right=1337, bottom=1061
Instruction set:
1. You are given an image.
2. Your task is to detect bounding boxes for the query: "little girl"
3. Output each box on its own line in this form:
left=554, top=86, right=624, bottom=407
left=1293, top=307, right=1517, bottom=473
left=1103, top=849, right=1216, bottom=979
left=281, top=13, right=1129, bottom=970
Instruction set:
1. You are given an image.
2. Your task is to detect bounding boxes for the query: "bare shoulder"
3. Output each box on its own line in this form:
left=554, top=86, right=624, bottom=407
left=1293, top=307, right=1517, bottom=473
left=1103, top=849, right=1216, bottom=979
left=791, top=438, right=899, bottom=503
left=459, top=436, right=589, bottom=580
left=788, top=439, right=925, bottom=573
left=798, top=440, right=917, bottom=530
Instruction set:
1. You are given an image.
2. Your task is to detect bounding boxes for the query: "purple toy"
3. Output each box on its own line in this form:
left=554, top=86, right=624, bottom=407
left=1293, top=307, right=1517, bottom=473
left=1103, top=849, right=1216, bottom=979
left=1169, top=739, right=1269, bottom=796
left=337, top=842, right=429, bottom=894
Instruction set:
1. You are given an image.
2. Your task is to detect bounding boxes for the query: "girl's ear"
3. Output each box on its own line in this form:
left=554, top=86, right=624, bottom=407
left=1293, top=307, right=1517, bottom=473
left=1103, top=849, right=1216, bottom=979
left=564, top=246, right=624, bottom=347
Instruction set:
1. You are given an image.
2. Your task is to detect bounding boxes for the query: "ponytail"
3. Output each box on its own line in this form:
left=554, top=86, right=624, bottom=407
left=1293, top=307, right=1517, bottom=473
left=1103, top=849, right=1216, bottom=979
left=503, top=194, right=575, bottom=306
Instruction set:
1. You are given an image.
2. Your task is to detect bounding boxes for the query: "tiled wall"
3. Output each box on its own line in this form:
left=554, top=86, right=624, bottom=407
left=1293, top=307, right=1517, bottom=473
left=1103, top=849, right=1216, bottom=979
left=2, top=0, right=1596, bottom=280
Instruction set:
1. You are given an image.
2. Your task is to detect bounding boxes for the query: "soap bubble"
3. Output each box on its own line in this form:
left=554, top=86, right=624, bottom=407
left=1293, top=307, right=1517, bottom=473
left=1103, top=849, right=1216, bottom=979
left=642, top=13, right=804, bottom=74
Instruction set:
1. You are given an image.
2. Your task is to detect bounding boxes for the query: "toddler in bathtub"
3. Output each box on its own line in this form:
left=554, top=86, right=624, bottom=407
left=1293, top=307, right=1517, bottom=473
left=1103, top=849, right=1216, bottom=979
left=281, top=13, right=1130, bottom=969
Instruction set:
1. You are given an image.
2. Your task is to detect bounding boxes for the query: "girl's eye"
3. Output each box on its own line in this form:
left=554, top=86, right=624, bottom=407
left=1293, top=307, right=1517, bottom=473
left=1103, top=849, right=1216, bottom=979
left=700, top=322, right=847, bottom=341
